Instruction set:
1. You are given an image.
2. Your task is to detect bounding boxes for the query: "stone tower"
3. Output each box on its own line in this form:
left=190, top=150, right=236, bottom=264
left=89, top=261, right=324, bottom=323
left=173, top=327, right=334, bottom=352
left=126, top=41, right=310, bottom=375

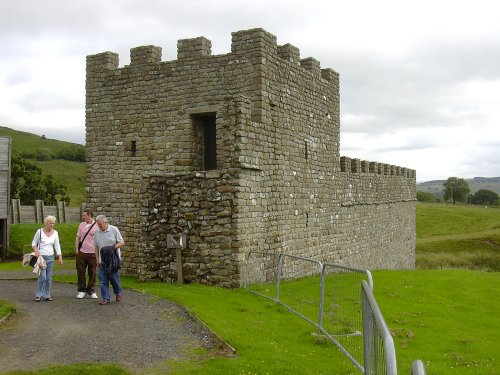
left=86, top=28, right=416, bottom=287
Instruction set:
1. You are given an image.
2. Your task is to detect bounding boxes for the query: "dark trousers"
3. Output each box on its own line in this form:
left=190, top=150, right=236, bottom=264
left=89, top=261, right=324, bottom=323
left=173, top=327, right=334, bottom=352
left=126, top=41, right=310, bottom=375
left=76, top=251, right=97, bottom=294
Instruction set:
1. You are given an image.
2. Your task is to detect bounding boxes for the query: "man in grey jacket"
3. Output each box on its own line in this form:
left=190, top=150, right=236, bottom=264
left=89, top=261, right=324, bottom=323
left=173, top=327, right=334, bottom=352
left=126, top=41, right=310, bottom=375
left=94, top=214, right=124, bottom=305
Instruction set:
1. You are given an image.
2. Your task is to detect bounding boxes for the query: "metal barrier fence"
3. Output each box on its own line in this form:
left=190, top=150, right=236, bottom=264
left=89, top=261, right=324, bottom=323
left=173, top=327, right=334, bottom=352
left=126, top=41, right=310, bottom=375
left=245, top=251, right=426, bottom=375
left=244, top=251, right=373, bottom=372
left=361, top=280, right=397, bottom=374
left=411, top=360, right=427, bottom=375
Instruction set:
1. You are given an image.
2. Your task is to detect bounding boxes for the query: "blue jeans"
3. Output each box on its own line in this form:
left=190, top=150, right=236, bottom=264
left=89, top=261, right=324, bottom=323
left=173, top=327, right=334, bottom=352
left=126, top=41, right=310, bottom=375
left=98, top=264, right=122, bottom=301
left=36, top=255, right=54, bottom=299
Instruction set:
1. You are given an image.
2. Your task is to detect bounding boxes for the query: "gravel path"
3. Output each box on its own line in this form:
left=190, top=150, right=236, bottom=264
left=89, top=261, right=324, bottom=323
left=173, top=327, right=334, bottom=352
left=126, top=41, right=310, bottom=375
left=0, top=276, right=231, bottom=373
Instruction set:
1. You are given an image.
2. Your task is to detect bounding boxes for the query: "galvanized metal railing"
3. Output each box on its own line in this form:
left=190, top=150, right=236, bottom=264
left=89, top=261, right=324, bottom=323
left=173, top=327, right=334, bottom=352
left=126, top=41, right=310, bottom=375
left=411, top=360, right=427, bottom=375
left=244, top=251, right=372, bottom=372
left=361, top=280, right=397, bottom=374
left=244, top=251, right=426, bottom=375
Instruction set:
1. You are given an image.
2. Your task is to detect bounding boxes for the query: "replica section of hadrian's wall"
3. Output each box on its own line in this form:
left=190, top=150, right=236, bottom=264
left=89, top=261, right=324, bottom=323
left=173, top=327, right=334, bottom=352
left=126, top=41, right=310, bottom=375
left=86, top=28, right=416, bottom=287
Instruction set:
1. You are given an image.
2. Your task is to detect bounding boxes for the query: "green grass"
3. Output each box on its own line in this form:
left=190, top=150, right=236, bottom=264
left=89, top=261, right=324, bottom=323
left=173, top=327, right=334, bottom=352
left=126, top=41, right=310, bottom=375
left=374, top=269, right=499, bottom=374
left=416, top=203, right=500, bottom=271
left=0, top=126, right=82, bottom=156
left=35, top=160, right=86, bottom=206
left=7, top=223, right=79, bottom=259
left=416, top=203, right=500, bottom=238
left=1, top=364, right=131, bottom=375
left=0, top=299, right=15, bottom=321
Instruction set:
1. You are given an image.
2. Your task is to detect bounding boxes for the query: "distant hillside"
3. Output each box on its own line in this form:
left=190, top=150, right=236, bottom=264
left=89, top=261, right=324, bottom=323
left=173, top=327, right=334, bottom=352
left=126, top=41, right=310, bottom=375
left=417, top=177, right=500, bottom=197
left=0, top=126, right=86, bottom=206
left=0, top=126, right=83, bottom=157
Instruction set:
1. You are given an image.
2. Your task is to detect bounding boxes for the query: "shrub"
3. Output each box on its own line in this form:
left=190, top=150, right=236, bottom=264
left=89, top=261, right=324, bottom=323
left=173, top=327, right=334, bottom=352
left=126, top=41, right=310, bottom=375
left=416, top=191, right=440, bottom=202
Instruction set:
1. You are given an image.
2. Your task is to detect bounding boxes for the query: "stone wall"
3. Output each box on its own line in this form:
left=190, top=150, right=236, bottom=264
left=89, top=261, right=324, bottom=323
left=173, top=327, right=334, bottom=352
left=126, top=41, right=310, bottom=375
left=140, top=167, right=415, bottom=287
left=140, top=170, right=241, bottom=287
left=86, top=28, right=416, bottom=287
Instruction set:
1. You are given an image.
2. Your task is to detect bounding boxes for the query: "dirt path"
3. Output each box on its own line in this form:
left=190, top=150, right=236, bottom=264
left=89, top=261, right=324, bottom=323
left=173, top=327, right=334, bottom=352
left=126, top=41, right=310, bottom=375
left=0, top=278, right=228, bottom=373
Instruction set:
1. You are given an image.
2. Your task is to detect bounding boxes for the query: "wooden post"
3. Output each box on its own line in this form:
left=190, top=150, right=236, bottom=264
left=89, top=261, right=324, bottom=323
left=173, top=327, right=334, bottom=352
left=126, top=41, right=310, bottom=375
left=167, top=233, right=187, bottom=284
left=176, top=248, right=183, bottom=284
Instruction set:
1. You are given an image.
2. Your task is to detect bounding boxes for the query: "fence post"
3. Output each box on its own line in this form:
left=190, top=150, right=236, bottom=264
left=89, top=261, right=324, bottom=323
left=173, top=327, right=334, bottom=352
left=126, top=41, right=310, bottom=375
left=166, top=233, right=187, bottom=284
left=411, top=360, right=426, bottom=374
left=57, top=201, right=66, bottom=223
left=276, top=254, right=283, bottom=302
left=318, top=263, right=326, bottom=330
left=35, top=200, right=44, bottom=223
left=10, top=199, right=20, bottom=224
left=362, top=286, right=373, bottom=374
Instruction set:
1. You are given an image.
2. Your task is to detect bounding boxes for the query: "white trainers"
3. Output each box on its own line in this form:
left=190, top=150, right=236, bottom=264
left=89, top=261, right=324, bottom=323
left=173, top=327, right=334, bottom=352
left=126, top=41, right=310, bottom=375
left=89, top=293, right=98, bottom=299
left=77, top=292, right=86, bottom=299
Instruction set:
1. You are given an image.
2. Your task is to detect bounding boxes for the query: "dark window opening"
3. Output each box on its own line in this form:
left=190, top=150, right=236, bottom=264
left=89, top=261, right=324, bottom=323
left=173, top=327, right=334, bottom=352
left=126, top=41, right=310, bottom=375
left=131, top=141, right=137, bottom=156
left=192, top=113, right=217, bottom=170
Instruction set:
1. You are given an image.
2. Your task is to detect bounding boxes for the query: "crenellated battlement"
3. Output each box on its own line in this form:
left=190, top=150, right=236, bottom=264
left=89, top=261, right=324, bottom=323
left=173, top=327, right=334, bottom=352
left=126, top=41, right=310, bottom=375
left=86, top=28, right=338, bottom=83
left=277, top=43, right=300, bottom=64
left=340, top=156, right=416, bottom=179
left=177, top=37, right=212, bottom=59
left=130, top=45, right=162, bottom=66
left=85, top=27, right=416, bottom=287
left=231, top=27, right=278, bottom=56
left=86, top=51, right=118, bottom=72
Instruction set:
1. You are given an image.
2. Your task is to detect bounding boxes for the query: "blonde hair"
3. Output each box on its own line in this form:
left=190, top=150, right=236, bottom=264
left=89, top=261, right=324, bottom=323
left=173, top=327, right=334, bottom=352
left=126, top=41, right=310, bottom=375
left=44, top=215, right=57, bottom=224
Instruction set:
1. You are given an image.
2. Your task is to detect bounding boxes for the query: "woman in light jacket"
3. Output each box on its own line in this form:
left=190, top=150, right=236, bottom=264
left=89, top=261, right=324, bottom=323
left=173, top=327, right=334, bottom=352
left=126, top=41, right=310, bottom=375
left=31, top=215, right=63, bottom=301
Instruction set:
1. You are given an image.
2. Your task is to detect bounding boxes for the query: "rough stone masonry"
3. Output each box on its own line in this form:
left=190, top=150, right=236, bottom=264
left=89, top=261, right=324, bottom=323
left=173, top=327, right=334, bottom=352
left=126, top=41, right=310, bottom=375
left=85, top=28, right=416, bottom=287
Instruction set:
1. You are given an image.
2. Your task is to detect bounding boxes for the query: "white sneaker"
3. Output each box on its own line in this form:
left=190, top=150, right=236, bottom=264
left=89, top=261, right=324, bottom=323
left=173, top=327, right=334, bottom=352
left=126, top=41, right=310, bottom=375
left=89, top=293, right=98, bottom=299
left=77, top=292, right=86, bottom=299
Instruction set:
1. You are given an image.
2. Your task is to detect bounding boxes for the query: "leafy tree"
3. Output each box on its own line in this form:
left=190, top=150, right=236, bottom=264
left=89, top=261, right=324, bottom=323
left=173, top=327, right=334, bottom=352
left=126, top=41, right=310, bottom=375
left=10, top=155, right=43, bottom=203
left=18, top=145, right=85, bottom=162
left=56, top=145, right=85, bottom=162
left=35, top=148, right=52, bottom=161
left=442, top=177, right=470, bottom=204
left=10, top=155, right=70, bottom=205
left=471, top=189, right=499, bottom=206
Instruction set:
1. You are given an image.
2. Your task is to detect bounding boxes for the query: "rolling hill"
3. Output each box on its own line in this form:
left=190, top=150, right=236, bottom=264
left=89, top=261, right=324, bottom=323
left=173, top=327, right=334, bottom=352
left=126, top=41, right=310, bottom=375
left=0, top=126, right=86, bottom=206
left=417, top=176, right=500, bottom=198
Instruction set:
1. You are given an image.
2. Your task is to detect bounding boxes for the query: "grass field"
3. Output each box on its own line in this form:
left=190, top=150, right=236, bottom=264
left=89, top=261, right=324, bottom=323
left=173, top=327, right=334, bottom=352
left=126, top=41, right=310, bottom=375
left=1, top=203, right=499, bottom=374
left=0, top=126, right=82, bottom=156
left=7, top=223, right=79, bottom=259
left=35, top=159, right=86, bottom=206
left=416, top=203, right=500, bottom=271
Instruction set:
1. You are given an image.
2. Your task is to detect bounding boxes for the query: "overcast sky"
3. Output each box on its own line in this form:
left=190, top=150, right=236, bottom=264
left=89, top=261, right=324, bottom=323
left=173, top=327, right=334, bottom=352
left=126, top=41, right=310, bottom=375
left=1, top=0, right=499, bottom=182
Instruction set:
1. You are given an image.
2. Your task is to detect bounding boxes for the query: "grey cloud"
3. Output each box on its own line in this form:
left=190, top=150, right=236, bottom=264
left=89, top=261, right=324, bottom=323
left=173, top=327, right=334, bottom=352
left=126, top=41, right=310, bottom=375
left=320, top=36, right=500, bottom=137
left=412, top=37, right=500, bottom=82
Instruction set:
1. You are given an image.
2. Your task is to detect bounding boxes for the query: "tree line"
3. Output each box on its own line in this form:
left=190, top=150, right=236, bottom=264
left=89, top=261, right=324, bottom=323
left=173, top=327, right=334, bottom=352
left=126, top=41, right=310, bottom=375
left=417, top=177, right=499, bottom=205
left=10, top=155, right=70, bottom=206
left=19, top=144, right=85, bottom=162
